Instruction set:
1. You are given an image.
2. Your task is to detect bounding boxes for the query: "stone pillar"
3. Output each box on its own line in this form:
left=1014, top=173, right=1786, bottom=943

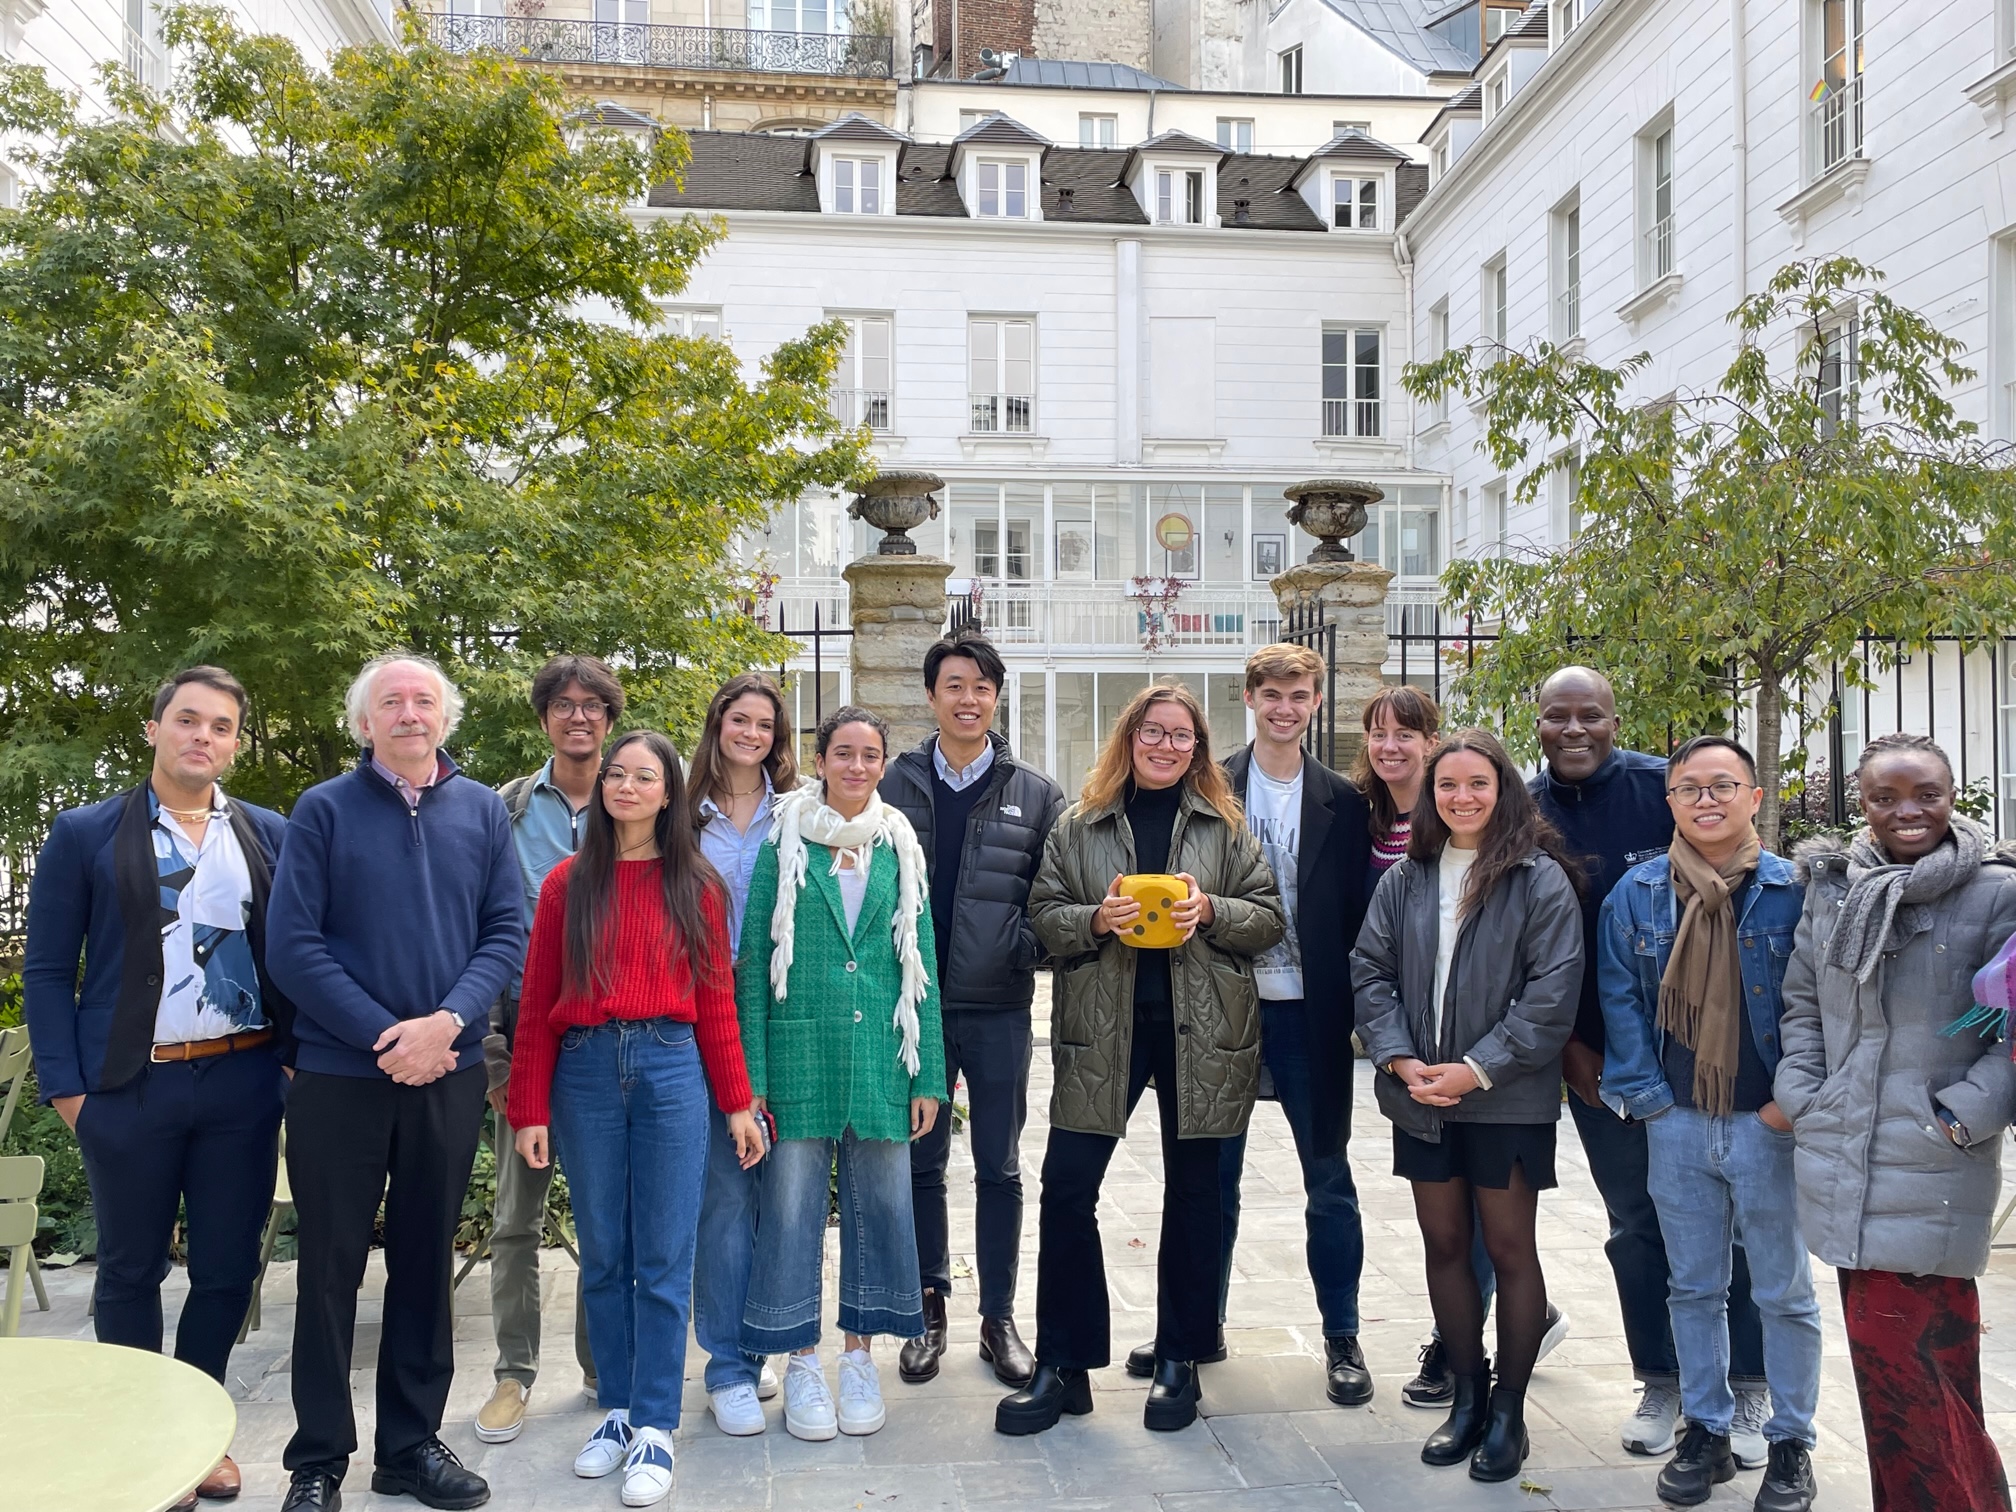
left=844, top=554, right=953, bottom=755
left=1271, top=561, right=1394, bottom=769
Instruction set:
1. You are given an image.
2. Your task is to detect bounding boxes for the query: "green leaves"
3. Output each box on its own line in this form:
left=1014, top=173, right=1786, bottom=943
left=1403, top=258, right=2016, bottom=847
left=0, top=6, right=870, bottom=838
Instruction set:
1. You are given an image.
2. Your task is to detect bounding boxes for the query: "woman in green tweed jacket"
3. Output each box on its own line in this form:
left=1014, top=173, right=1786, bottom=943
left=736, top=706, right=947, bottom=1444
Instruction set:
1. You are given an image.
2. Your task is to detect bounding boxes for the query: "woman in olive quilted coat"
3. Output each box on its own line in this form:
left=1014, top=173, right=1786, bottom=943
left=996, top=683, right=1283, bottom=1440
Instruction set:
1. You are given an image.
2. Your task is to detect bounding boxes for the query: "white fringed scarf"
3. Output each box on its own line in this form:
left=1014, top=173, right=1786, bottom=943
left=766, top=782, right=931, bottom=1076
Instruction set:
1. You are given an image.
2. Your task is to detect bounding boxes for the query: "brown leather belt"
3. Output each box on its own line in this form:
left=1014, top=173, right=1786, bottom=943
left=150, top=1028, right=274, bottom=1063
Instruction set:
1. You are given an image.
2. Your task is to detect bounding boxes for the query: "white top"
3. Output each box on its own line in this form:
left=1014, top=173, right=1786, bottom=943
left=1244, top=759, right=1304, bottom=1001
left=1431, top=845, right=1476, bottom=1054
left=837, top=860, right=869, bottom=935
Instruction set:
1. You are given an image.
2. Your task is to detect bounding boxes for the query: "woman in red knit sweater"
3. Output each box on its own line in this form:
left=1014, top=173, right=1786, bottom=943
left=511, top=729, right=763, bottom=1506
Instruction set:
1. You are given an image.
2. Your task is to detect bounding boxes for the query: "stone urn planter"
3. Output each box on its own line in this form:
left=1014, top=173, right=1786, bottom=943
left=848, top=470, right=944, bottom=556
left=1283, top=478, right=1384, bottom=564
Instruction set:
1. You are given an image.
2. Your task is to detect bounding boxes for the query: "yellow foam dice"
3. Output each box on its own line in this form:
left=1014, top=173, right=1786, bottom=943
left=1117, top=873, right=1189, bottom=949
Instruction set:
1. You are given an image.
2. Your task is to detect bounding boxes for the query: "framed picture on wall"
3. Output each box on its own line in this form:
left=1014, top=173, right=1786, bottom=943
left=1253, top=533, right=1285, bottom=580
left=1055, top=523, right=1095, bottom=581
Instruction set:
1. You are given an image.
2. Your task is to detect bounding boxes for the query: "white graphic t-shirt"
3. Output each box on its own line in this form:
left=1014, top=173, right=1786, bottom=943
left=1245, top=760, right=1304, bottom=1001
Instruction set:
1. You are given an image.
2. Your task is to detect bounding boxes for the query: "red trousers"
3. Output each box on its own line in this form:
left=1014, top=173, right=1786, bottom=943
left=1838, top=1268, right=2010, bottom=1512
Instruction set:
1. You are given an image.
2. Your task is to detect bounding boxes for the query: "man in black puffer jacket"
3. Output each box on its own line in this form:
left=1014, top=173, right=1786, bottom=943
left=880, top=630, right=1065, bottom=1391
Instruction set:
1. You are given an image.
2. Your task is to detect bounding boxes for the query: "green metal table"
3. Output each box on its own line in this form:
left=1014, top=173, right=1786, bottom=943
left=0, top=1336, right=236, bottom=1512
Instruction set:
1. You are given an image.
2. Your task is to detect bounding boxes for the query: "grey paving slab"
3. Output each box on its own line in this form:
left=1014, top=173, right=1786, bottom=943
left=1159, top=1487, right=1361, bottom=1511
left=1208, top=1410, right=1342, bottom=1488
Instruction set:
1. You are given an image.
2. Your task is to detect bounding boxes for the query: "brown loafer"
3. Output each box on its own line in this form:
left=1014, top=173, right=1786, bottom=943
left=197, top=1455, right=241, bottom=1501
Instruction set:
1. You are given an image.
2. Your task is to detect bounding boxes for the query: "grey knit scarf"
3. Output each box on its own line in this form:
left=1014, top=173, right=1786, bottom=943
left=1826, top=816, right=1988, bottom=983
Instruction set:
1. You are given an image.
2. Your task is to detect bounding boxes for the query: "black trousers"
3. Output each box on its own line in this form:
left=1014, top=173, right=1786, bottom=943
left=73, top=1048, right=285, bottom=1382
left=283, top=1065, right=486, bottom=1476
left=1034, top=1014, right=1226, bottom=1369
left=910, top=1006, right=1034, bottom=1318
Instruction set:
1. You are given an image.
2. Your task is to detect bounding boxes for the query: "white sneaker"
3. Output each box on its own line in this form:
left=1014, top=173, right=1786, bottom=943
left=1621, top=1382, right=1682, bottom=1456
left=836, top=1348, right=886, bottom=1436
left=756, top=1360, right=780, bottom=1401
left=1731, top=1386, right=1772, bottom=1470
left=783, top=1353, right=837, bottom=1442
left=621, top=1426, right=675, bottom=1507
left=574, top=1409, right=633, bottom=1478
left=709, top=1382, right=767, bottom=1437
left=1536, top=1303, right=1570, bottom=1363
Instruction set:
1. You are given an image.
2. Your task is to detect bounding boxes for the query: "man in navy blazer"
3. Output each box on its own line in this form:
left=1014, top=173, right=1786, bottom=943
left=24, top=665, right=291, bottom=1504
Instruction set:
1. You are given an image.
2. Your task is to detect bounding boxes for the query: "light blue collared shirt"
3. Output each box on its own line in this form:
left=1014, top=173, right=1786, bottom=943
left=511, top=757, right=588, bottom=928
left=699, top=774, right=776, bottom=955
left=932, top=737, right=996, bottom=793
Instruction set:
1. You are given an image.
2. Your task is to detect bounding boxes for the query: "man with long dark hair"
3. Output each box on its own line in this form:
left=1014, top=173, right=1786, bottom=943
left=881, top=631, right=1064, bottom=1388
left=473, top=654, right=625, bottom=1445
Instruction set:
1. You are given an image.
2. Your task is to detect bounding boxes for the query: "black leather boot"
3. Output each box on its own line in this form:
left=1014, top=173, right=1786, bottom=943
left=1420, top=1371, right=1493, bottom=1466
left=1144, top=1357, right=1201, bottom=1432
left=1324, top=1336, right=1374, bottom=1407
left=994, top=1364, right=1093, bottom=1435
left=1468, top=1385, right=1531, bottom=1482
left=1126, top=1326, right=1226, bottom=1378
left=899, top=1289, right=948, bottom=1384
left=978, top=1314, right=1036, bottom=1386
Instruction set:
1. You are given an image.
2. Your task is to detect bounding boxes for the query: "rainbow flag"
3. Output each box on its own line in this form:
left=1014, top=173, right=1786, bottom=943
left=1809, top=79, right=1831, bottom=102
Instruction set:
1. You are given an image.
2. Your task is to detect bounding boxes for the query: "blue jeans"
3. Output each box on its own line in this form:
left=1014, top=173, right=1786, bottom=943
left=549, top=1018, right=710, bottom=1433
left=1218, top=1000, right=1366, bottom=1337
left=1645, top=1107, right=1821, bottom=1446
left=743, top=1130, right=924, bottom=1354
left=693, top=1101, right=765, bottom=1391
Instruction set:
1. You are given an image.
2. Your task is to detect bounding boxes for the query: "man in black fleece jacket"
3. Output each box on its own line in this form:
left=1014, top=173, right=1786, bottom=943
left=1528, top=667, right=1770, bottom=1467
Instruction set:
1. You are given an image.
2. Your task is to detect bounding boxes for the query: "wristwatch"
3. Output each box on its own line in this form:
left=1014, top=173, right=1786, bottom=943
left=441, top=1009, right=467, bottom=1030
left=1936, top=1107, right=1970, bottom=1146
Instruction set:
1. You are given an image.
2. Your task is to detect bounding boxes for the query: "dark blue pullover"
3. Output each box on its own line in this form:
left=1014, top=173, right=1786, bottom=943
left=1529, top=748, right=1673, bottom=1053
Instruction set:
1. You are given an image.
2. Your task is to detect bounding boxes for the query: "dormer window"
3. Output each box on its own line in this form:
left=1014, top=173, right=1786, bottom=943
left=977, top=160, right=1028, bottom=218
left=1157, top=169, right=1205, bottom=225
left=1486, top=70, right=1511, bottom=118
left=1330, top=174, right=1379, bottom=230
left=834, top=157, right=882, bottom=214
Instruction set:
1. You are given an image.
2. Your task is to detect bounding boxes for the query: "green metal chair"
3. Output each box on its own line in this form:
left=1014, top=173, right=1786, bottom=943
left=0, top=1025, right=49, bottom=1319
left=0, top=1153, right=45, bottom=1336
left=239, top=1126, right=293, bottom=1340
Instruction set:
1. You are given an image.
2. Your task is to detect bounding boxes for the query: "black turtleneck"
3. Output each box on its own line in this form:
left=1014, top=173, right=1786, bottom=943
left=1126, top=781, right=1184, bottom=1015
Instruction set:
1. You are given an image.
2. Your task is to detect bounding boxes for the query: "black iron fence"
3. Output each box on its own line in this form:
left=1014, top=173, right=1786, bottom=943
left=764, top=600, right=851, bottom=747
left=1278, top=600, right=1341, bottom=770
left=424, top=14, right=896, bottom=78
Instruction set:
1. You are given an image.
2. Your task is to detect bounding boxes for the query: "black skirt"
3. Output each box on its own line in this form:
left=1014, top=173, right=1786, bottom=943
left=1393, top=1120, right=1557, bottom=1191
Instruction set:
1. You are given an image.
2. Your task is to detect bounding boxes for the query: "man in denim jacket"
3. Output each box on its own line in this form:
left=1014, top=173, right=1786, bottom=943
left=1597, top=736, right=1820, bottom=1512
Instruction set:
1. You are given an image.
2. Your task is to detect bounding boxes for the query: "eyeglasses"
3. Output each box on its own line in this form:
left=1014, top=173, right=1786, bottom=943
left=551, top=698, right=609, bottom=720
left=603, top=766, right=663, bottom=789
left=1136, top=722, right=1197, bottom=752
left=1668, top=779, right=1751, bottom=806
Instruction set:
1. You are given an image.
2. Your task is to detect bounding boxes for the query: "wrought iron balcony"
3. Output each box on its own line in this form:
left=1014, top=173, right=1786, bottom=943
left=424, top=14, right=895, bottom=80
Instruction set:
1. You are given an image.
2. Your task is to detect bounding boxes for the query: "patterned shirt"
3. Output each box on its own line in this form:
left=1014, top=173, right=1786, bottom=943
left=371, top=750, right=451, bottom=812
left=1371, top=812, right=1412, bottom=874
left=150, top=790, right=263, bottom=1043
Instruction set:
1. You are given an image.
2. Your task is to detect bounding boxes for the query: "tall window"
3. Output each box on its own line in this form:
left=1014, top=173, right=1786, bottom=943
left=1814, top=0, right=1865, bottom=175
left=1482, top=479, right=1508, bottom=555
left=1431, top=139, right=1450, bottom=182
left=1330, top=175, right=1379, bottom=230
left=1156, top=169, right=1204, bottom=225
left=832, top=315, right=891, bottom=431
left=1321, top=326, right=1382, bottom=438
left=1279, top=46, right=1303, bottom=95
left=124, top=0, right=168, bottom=90
left=1079, top=113, right=1117, bottom=147
left=593, top=0, right=647, bottom=20
left=1551, top=198, right=1581, bottom=339
left=1486, top=70, right=1510, bottom=118
left=1815, top=317, right=1859, bottom=434
left=1216, top=117, right=1254, bottom=151
left=969, top=318, right=1034, bottom=433
left=751, top=0, right=840, bottom=30
left=661, top=307, right=723, bottom=338
left=973, top=520, right=1031, bottom=581
left=976, top=161, right=1028, bottom=218
left=1553, top=451, right=1584, bottom=541
left=833, top=157, right=881, bottom=213
left=1639, top=122, right=1675, bottom=282
left=1484, top=3, right=1517, bottom=44
left=1484, top=257, right=1508, bottom=345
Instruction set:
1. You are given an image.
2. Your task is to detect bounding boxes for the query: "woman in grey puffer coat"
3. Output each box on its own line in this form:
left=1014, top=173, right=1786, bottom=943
left=1775, top=733, right=2016, bottom=1512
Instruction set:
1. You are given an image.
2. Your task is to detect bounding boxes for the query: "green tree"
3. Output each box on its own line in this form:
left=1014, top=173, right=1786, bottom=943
left=0, top=8, right=866, bottom=849
left=1403, top=258, right=2016, bottom=848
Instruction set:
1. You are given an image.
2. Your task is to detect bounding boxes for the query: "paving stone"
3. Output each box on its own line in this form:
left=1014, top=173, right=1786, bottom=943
left=1209, top=1410, right=1342, bottom=1487
left=1160, top=1487, right=1361, bottom=1511
left=770, top=1461, right=961, bottom=1511
left=1035, top=1411, right=1244, bottom=1497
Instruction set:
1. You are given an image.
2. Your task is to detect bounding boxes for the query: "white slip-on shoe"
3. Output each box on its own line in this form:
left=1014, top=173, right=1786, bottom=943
left=621, top=1426, right=675, bottom=1507
left=709, top=1381, right=766, bottom=1437
left=783, top=1353, right=838, bottom=1442
left=1731, top=1385, right=1773, bottom=1470
left=1621, top=1382, right=1683, bottom=1456
left=574, top=1409, right=634, bottom=1478
left=756, top=1360, right=781, bottom=1401
left=836, top=1348, right=886, bottom=1436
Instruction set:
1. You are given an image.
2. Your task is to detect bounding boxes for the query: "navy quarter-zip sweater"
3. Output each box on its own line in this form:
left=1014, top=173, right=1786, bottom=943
left=1529, top=748, right=1672, bottom=1054
left=267, top=755, right=524, bottom=1079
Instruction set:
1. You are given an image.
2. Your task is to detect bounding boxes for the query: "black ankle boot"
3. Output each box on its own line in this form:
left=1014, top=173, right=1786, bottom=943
left=1468, top=1386, right=1531, bottom=1482
left=1421, top=1371, right=1492, bottom=1466
left=1144, top=1357, right=1201, bottom=1432
left=899, top=1289, right=947, bottom=1383
left=994, top=1364, right=1093, bottom=1436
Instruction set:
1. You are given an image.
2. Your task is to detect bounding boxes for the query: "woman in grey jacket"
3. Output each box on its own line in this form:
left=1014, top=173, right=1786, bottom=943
left=1775, top=733, right=2016, bottom=1512
left=1351, top=729, right=1583, bottom=1485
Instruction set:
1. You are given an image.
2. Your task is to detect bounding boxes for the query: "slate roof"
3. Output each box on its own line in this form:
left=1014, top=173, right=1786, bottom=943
left=1318, top=0, right=1481, bottom=76
left=812, top=113, right=910, bottom=144
left=1218, top=153, right=1326, bottom=232
left=1042, top=148, right=1148, bottom=225
left=566, top=101, right=660, bottom=132
left=1422, top=80, right=1482, bottom=137
left=1291, top=126, right=1414, bottom=186
left=951, top=112, right=1052, bottom=150
left=997, top=58, right=1185, bottom=90
left=649, top=131, right=815, bottom=212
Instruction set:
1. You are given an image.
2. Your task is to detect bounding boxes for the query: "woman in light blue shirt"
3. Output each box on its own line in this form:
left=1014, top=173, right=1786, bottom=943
left=687, top=672, right=800, bottom=1436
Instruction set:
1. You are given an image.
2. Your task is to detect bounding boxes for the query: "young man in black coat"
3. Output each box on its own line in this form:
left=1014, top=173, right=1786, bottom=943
left=879, top=631, right=1065, bottom=1388
left=1123, top=643, right=1376, bottom=1405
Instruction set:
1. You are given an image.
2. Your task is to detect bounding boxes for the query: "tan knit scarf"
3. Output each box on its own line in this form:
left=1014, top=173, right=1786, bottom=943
left=1658, top=832, right=1761, bottom=1117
